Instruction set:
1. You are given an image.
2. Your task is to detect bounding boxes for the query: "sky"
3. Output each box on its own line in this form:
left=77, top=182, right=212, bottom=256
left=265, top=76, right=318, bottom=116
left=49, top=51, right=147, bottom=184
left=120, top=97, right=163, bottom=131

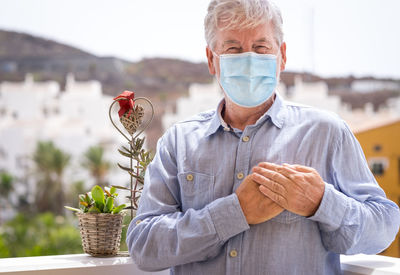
left=0, top=0, right=399, bottom=78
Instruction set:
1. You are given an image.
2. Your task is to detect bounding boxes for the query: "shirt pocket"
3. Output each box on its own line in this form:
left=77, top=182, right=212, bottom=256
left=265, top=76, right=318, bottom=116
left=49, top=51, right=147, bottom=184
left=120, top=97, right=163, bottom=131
left=178, top=171, right=214, bottom=211
left=269, top=210, right=303, bottom=224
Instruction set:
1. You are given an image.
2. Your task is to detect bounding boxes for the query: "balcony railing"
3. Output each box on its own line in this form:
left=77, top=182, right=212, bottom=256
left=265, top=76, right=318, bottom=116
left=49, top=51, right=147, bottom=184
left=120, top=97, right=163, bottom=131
left=1, top=253, right=399, bottom=275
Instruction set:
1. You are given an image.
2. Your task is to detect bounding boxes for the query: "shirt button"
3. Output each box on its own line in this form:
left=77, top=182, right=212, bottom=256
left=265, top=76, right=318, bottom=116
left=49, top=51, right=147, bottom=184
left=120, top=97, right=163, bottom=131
left=237, top=172, right=244, bottom=180
left=135, top=220, right=142, bottom=225
left=242, top=136, right=250, bottom=142
left=229, top=249, right=238, bottom=258
left=186, top=174, right=194, bottom=181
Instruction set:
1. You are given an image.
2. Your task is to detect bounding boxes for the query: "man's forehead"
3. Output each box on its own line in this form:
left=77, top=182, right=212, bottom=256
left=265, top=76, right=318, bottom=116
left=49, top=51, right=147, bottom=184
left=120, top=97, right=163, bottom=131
left=222, top=37, right=274, bottom=45
left=216, top=23, right=276, bottom=47
left=223, top=37, right=273, bottom=44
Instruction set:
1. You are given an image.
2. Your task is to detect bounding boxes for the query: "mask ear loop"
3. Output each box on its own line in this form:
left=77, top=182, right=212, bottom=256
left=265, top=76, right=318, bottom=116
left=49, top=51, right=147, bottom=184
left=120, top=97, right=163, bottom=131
left=211, top=50, right=220, bottom=58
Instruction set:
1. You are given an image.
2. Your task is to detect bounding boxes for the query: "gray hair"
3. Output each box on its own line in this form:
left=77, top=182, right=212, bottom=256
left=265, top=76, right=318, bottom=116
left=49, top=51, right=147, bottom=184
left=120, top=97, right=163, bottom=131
left=204, top=0, right=284, bottom=50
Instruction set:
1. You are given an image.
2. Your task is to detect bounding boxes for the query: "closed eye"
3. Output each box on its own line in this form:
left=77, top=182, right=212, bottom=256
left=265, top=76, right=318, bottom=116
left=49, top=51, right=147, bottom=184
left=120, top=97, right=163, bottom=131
left=225, top=47, right=241, bottom=54
left=253, top=46, right=270, bottom=54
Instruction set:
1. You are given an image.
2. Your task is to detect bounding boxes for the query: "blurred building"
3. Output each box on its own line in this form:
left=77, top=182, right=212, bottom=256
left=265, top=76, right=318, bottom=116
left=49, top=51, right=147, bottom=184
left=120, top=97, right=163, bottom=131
left=284, top=75, right=344, bottom=114
left=0, top=74, right=129, bottom=220
left=162, top=80, right=286, bottom=131
left=163, top=76, right=400, bottom=134
left=162, top=80, right=223, bottom=130
left=354, top=119, right=400, bottom=258
left=284, top=75, right=400, bottom=132
left=351, top=80, right=400, bottom=93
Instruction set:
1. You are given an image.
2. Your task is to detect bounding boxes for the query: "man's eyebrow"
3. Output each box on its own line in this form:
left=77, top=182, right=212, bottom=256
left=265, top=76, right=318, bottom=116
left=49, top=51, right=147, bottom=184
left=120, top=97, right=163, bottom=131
left=254, top=38, right=273, bottom=45
left=222, top=40, right=241, bottom=46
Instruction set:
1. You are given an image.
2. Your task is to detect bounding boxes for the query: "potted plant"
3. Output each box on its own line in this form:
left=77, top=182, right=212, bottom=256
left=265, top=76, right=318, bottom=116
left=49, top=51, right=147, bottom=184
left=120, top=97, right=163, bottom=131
left=65, top=185, right=126, bottom=257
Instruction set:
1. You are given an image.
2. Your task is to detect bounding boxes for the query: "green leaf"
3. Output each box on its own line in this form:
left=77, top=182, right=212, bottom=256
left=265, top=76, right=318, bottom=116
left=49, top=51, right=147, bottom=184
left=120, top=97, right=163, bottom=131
left=95, top=201, right=105, bottom=212
left=104, top=197, right=114, bottom=213
left=64, top=206, right=81, bottom=212
left=79, top=194, right=86, bottom=202
left=91, top=185, right=105, bottom=205
left=129, top=172, right=144, bottom=183
left=80, top=204, right=88, bottom=213
left=112, top=204, right=126, bottom=214
left=84, top=193, right=91, bottom=204
left=88, top=205, right=101, bottom=213
left=118, top=149, right=134, bottom=158
left=112, top=185, right=131, bottom=191
left=117, top=163, right=134, bottom=173
left=110, top=186, right=116, bottom=194
left=121, top=146, right=134, bottom=155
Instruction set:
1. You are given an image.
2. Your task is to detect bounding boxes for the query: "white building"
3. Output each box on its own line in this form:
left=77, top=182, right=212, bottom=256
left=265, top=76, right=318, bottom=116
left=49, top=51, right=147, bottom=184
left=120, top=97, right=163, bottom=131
left=0, top=74, right=134, bottom=220
left=351, top=80, right=400, bottom=93
left=162, top=79, right=287, bottom=131
left=166, top=75, right=400, bottom=134
left=284, top=75, right=345, bottom=114
left=162, top=80, right=223, bottom=130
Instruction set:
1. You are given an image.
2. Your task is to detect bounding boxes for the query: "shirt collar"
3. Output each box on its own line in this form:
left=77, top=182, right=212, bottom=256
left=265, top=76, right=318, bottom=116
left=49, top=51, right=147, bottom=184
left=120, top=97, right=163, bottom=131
left=204, top=99, right=226, bottom=137
left=262, top=92, right=286, bottom=129
left=204, top=92, right=287, bottom=137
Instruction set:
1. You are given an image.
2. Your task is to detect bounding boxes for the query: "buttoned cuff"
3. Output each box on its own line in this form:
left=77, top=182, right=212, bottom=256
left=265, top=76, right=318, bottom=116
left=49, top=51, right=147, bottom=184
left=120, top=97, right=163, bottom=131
left=207, top=193, right=250, bottom=242
left=308, top=182, right=349, bottom=232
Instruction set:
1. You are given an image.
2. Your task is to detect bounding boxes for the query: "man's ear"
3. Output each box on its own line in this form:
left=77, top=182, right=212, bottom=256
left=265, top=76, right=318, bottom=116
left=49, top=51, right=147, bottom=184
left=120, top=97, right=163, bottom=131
left=279, top=42, right=287, bottom=71
left=206, top=46, right=216, bottom=75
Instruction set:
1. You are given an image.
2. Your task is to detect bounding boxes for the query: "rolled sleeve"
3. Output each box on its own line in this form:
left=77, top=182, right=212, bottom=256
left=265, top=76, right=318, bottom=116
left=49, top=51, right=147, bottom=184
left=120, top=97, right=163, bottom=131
left=208, top=193, right=250, bottom=242
left=308, top=182, right=348, bottom=231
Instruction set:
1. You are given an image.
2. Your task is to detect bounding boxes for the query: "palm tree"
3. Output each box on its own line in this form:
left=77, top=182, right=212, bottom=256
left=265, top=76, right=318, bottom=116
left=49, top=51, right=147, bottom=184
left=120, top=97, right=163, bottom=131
left=33, top=141, right=70, bottom=215
left=0, top=172, right=13, bottom=199
left=82, top=146, right=110, bottom=188
left=0, top=171, right=14, bottom=223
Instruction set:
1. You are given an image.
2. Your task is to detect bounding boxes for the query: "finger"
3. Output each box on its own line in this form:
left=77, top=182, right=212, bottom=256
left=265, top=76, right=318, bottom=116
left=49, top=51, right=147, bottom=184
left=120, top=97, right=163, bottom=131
left=283, top=163, right=313, bottom=173
left=259, top=185, right=287, bottom=207
left=252, top=172, right=286, bottom=196
left=253, top=166, right=291, bottom=188
left=277, top=166, right=308, bottom=186
left=277, top=165, right=299, bottom=180
left=258, top=162, right=282, bottom=172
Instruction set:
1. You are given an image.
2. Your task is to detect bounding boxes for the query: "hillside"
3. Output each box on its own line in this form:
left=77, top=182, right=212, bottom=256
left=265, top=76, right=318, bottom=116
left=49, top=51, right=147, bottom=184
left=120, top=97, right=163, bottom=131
left=0, top=30, right=94, bottom=58
left=0, top=29, right=214, bottom=149
left=0, top=29, right=212, bottom=97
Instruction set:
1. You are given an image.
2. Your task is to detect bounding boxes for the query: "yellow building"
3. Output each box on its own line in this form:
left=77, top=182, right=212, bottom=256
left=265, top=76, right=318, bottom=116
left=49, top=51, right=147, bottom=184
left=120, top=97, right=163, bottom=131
left=355, top=119, right=400, bottom=258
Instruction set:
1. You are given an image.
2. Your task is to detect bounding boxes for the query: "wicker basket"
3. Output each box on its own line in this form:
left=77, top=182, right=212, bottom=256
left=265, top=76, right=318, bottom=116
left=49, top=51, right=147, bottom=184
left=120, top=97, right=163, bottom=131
left=77, top=213, right=124, bottom=257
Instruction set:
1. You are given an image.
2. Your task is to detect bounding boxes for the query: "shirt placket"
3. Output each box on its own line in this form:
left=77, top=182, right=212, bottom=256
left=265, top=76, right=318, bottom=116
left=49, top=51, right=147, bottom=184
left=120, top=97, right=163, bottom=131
left=226, top=128, right=253, bottom=275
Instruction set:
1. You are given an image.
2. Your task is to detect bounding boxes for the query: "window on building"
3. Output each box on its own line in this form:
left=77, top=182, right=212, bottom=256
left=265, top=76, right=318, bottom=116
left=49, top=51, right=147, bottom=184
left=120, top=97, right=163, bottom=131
left=371, top=162, right=384, bottom=176
left=398, top=158, right=400, bottom=186
left=368, top=157, right=388, bottom=177
left=373, top=144, right=382, bottom=152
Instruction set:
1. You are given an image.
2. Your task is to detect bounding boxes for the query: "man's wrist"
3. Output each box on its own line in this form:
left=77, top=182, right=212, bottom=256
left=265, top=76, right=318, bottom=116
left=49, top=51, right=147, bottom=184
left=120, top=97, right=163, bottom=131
left=207, top=193, right=250, bottom=242
left=308, top=182, right=348, bottom=231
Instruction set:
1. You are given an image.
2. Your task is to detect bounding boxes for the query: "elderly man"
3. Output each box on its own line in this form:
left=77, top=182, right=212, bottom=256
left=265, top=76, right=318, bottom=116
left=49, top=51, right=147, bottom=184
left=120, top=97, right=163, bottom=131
left=126, top=0, right=400, bottom=274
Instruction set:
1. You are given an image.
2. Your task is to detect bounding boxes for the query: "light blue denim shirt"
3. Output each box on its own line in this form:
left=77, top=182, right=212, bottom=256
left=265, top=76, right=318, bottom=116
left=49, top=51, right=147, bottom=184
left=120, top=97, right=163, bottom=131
left=126, top=93, right=400, bottom=275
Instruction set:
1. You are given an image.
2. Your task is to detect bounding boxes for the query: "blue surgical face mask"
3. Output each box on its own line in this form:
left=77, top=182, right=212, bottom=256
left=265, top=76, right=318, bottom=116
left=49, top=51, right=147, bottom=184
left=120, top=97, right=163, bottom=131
left=213, top=51, right=278, bottom=108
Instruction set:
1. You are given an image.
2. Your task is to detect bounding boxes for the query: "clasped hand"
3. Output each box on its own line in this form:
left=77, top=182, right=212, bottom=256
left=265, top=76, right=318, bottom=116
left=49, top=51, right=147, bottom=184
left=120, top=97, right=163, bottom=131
left=235, top=162, right=325, bottom=225
left=252, top=162, right=325, bottom=217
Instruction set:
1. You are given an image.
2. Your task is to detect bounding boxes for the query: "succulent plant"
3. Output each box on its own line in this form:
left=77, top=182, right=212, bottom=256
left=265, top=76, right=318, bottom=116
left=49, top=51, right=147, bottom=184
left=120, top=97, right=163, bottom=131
left=109, top=91, right=154, bottom=219
left=65, top=185, right=126, bottom=214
